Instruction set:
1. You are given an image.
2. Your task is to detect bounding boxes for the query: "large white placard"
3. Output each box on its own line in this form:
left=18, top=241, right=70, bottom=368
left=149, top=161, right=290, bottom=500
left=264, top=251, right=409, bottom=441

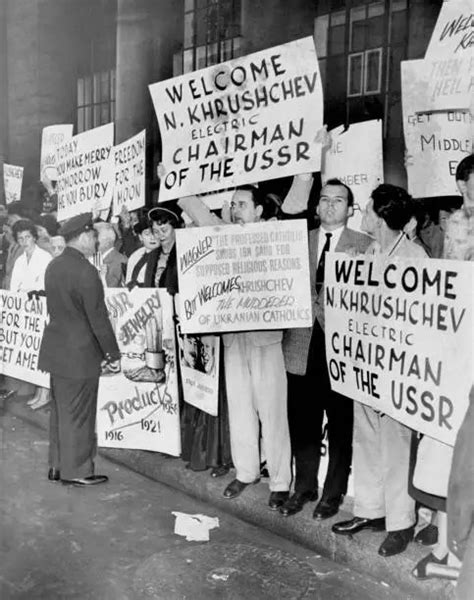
left=0, top=291, right=49, bottom=387
left=3, top=163, right=23, bottom=204
left=40, top=124, right=74, bottom=184
left=176, top=220, right=312, bottom=334
left=112, top=129, right=146, bottom=216
left=402, top=60, right=472, bottom=198
left=179, top=333, right=220, bottom=416
left=417, top=0, right=474, bottom=112
left=56, top=123, right=114, bottom=221
left=96, top=288, right=181, bottom=455
left=322, top=120, right=383, bottom=231
left=325, top=255, right=473, bottom=446
left=150, top=37, right=323, bottom=201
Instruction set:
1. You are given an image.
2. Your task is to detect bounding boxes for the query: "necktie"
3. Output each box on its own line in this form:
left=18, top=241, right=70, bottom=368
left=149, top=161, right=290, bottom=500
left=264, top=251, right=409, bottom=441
left=315, top=233, right=332, bottom=294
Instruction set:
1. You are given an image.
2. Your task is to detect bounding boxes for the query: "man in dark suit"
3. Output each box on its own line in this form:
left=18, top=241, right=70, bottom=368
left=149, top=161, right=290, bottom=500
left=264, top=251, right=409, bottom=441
left=39, top=213, right=120, bottom=486
left=281, top=179, right=371, bottom=519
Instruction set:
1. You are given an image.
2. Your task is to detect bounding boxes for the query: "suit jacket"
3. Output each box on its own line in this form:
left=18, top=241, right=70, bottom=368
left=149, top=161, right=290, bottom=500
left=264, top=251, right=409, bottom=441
left=102, top=247, right=127, bottom=287
left=38, top=247, right=120, bottom=379
left=283, top=226, right=371, bottom=376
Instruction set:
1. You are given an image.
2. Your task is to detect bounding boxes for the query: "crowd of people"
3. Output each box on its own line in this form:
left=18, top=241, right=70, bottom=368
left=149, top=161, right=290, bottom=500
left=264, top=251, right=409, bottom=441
left=0, top=150, right=472, bottom=595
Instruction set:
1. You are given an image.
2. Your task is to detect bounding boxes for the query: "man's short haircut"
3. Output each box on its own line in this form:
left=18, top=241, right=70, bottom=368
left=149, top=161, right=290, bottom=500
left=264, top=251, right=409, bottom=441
left=371, top=184, right=414, bottom=232
left=322, top=178, right=354, bottom=207
left=234, top=184, right=280, bottom=220
left=455, top=154, right=474, bottom=182
left=12, top=219, right=38, bottom=242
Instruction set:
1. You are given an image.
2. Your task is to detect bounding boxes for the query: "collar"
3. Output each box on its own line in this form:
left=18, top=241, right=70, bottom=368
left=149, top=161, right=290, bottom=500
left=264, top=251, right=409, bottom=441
left=101, top=247, right=114, bottom=260
left=319, top=225, right=345, bottom=237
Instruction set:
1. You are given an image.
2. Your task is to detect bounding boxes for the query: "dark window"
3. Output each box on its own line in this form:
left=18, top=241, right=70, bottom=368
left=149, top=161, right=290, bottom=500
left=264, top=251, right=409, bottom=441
left=77, top=69, right=116, bottom=133
left=180, top=0, right=242, bottom=73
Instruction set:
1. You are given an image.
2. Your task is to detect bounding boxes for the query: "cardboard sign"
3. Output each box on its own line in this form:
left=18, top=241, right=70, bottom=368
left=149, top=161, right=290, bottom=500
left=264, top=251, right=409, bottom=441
left=149, top=37, right=323, bottom=201
left=402, top=60, right=472, bottom=198
left=176, top=220, right=312, bottom=334
left=96, top=288, right=181, bottom=455
left=3, top=164, right=23, bottom=204
left=40, top=124, right=73, bottom=184
left=0, top=291, right=49, bottom=387
left=179, top=333, right=220, bottom=416
left=324, top=255, right=473, bottom=446
left=56, top=123, right=114, bottom=221
left=417, top=0, right=474, bottom=112
left=112, top=129, right=146, bottom=216
left=322, top=120, right=383, bottom=231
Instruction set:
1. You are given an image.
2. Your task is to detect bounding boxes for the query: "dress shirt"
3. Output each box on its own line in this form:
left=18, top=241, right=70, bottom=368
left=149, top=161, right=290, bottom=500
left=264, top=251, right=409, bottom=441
left=316, top=225, right=344, bottom=263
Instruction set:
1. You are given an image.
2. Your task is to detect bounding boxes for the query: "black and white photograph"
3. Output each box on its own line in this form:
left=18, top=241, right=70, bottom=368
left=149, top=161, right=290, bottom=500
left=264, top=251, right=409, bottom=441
left=0, top=1, right=472, bottom=598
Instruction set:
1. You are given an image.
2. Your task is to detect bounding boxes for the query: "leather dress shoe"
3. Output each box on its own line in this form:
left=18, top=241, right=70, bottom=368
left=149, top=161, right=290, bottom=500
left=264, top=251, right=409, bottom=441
left=223, top=478, right=259, bottom=499
left=332, top=516, right=386, bottom=536
left=313, top=497, right=342, bottom=520
left=268, top=491, right=289, bottom=510
left=61, top=475, right=109, bottom=487
left=48, top=467, right=60, bottom=482
left=279, top=491, right=318, bottom=517
left=378, top=527, right=414, bottom=557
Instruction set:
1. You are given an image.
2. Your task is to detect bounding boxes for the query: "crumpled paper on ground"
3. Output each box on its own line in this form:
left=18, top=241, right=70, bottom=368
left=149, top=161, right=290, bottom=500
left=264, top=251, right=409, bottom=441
left=172, top=511, right=219, bottom=542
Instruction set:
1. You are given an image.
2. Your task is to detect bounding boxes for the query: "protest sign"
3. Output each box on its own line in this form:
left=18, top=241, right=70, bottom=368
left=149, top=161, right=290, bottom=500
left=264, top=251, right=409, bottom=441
left=149, top=37, right=323, bottom=201
left=179, top=333, right=220, bottom=416
left=97, top=288, right=181, bottom=455
left=322, top=120, right=383, bottom=231
left=402, top=60, right=472, bottom=198
left=0, top=291, right=49, bottom=387
left=324, top=255, right=473, bottom=446
left=56, top=122, right=114, bottom=221
left=112, top=129, right=146, bottom=216
left=40, top=124, right=73, bottom=184
left=416, top=0, right=473, bottom=112
left=176, top=220, right=312, bottom=334
left=3, top=163, right=23, bottom=204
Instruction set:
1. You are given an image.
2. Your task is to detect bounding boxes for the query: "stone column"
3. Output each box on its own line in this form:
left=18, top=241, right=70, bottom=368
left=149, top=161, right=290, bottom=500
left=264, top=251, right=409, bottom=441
left=115, top=0, right=155, bottom=144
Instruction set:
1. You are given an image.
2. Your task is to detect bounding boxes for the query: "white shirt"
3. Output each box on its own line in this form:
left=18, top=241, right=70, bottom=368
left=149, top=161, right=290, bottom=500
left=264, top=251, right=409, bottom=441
left=316, top=225, right=345, bottom=264
left=10, top=245, right=52, bottom=292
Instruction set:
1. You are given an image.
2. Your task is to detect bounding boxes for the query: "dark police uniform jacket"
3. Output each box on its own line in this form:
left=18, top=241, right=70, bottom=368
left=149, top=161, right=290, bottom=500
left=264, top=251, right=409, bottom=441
left=39, top=247, right=120, bottom=380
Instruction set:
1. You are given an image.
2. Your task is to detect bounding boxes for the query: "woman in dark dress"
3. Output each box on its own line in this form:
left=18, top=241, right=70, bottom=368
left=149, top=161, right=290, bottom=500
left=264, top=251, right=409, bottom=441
left=146, top=202, right=232, bottom=475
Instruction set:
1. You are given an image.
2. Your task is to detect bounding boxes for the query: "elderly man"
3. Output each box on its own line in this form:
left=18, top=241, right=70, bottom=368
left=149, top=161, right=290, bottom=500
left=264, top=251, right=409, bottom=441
left=39, top=213, right=120, bottom=486
left=95, top=221, right=127, bottom=287
left=222, top=185, right=292, bottom=510
left=281, top=178, right=371, bottom=519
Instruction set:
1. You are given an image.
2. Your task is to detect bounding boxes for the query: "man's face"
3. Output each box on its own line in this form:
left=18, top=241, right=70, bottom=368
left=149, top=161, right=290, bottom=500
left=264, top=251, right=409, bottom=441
left=51, top=235, right=66, bottom=257
left=316, top=184, right=353, bottom=230
left=200, top=336, right=215, bottom=374
left=457, top=172, right=474, bottom=212
left=140, top=227, right=159, bottom=251
left=230, top=189, right=262, bottom=224
left=81, top=229, right=98, bottom=257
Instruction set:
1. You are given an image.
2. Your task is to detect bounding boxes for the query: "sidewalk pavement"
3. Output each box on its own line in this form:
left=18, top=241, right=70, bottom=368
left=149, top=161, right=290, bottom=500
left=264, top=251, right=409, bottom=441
left=4, top=396, right=455, bottom=600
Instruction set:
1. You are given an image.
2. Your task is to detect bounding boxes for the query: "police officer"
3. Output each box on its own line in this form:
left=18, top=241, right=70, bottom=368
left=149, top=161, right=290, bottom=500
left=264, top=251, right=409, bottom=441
left=39, top=213, right=120, bottom=486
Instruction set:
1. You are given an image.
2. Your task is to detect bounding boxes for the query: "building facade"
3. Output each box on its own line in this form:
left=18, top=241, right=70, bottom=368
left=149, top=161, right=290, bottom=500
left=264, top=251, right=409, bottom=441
left=0, top=0, right=443, bottom=207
